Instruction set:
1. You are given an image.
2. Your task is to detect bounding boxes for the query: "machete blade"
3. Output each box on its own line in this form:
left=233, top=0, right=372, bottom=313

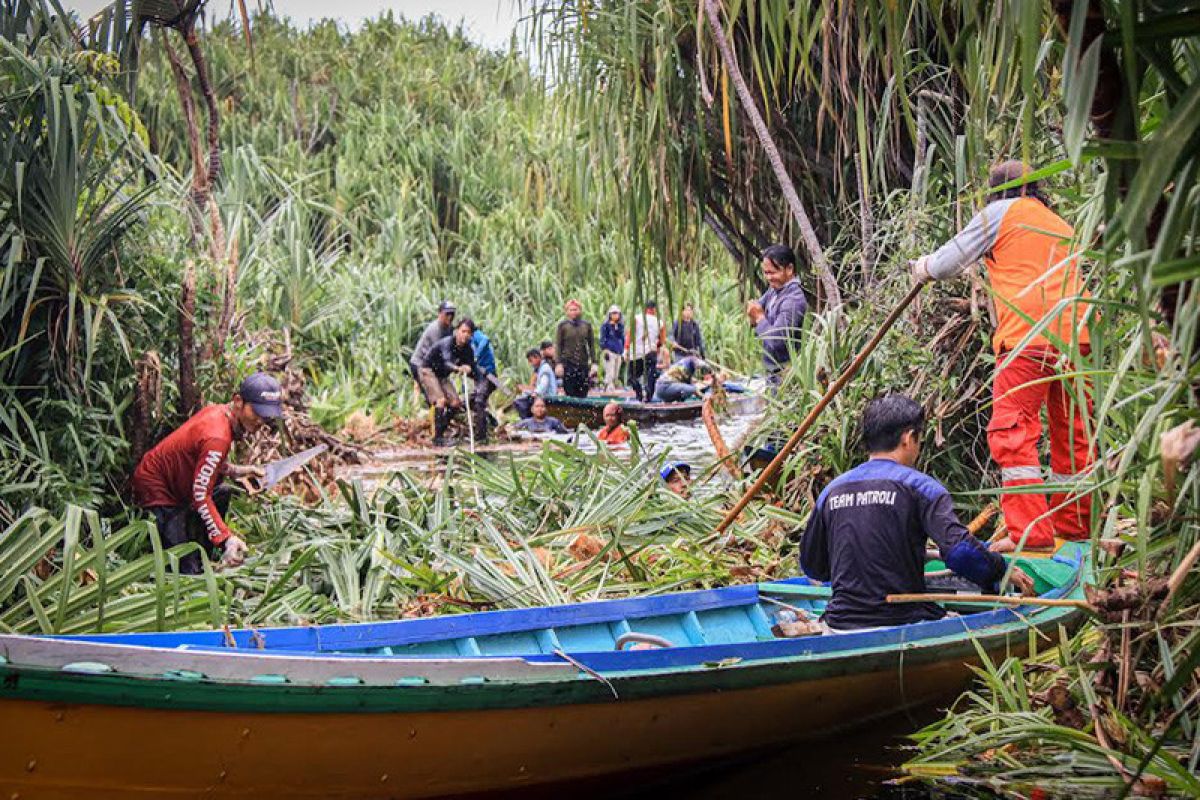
left=260, top=444, right=328, bottom=490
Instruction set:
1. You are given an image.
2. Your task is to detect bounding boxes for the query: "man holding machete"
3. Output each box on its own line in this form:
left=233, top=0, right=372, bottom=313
left=131, top=373, right=283, bottom=574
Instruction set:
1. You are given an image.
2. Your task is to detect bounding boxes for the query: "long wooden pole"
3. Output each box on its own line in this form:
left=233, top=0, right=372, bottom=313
left=887, top=593, right=1093, bottom=611
left=715, top=282, right=926, bottom=534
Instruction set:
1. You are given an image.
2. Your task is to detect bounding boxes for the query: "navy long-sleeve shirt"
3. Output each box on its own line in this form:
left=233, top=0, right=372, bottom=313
left=600, top=321, right=625, bottom=355
left=800, top=458, right=1006, bottom=630
left=423, top=336, right=478, bottom=380
left=755, top=278, right=807, bottom=372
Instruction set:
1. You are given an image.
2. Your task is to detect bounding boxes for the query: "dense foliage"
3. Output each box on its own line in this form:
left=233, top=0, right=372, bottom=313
left=532, top=0, right=1200, bottom=794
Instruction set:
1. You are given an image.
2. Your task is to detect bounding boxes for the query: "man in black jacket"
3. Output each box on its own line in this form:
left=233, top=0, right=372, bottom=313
left=801, top=394, right=1035, bottom=631
left=419, top=318, right=479, bottom=446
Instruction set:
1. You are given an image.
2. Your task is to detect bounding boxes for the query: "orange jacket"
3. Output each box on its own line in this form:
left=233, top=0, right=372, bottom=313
left=927, top=197, right=1089, bottom=353
left=597, top=424, right=630, bottom=445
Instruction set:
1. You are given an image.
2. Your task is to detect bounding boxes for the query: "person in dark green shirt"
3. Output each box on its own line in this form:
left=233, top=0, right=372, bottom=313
left=554, top=299, right=597, bottom=398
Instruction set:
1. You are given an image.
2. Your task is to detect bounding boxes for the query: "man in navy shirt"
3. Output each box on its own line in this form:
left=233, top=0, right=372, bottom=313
left=801, top=394, right=1035, bottom=631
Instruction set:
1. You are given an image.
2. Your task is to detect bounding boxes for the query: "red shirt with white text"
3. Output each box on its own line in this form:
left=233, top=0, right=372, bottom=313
left=132, top=404, right=234, bottom=544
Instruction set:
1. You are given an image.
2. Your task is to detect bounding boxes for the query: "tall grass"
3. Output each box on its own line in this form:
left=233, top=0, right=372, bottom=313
left=536, top=0, right=1199, bottom=792
left=128, top=11, right=763, bottom=424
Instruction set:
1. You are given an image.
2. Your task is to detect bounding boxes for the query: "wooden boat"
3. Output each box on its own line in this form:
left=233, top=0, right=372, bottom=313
left=0, top=543, right=1089, bottom=799
left=545, top=384, right=760, bottom=428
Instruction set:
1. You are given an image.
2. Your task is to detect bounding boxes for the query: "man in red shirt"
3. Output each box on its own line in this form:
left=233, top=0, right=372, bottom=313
left=131, top=373, right=283, bottom=573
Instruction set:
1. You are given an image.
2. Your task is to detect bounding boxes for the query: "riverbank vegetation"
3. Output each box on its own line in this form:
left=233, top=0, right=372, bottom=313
left=1, top=0, right=1197, bottom=796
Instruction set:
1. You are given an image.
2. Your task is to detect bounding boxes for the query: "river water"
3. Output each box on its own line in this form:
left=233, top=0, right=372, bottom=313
left=338, top=402, right=766, bottom=488
left=621, top=708, right=952, bottom=800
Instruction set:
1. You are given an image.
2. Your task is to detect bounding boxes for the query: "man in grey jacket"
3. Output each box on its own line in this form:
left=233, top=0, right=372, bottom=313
left=747, top=244, right=807, bottom=379
left=409, top=301, right=456, bottom=399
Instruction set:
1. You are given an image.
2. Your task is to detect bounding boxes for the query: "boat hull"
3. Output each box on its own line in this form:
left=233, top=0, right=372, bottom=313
left=545, top=391, right=760, bottom=429
left=0, top=643, right=998, bottom=799
left=0, top=547, right=1090, bottom=797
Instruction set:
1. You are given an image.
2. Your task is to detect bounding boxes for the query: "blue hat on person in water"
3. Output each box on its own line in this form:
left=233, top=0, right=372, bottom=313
left=238, top=372, right=284, bottom=419
left=660, top=461, right=691, bottom=481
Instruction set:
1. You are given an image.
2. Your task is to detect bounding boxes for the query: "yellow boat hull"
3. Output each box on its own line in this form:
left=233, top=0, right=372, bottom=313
left=1, top=655, right=977, bottom=799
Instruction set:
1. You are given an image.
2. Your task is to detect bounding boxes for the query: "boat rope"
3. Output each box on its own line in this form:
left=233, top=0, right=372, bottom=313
left=553, top=649, right=619, bottom=700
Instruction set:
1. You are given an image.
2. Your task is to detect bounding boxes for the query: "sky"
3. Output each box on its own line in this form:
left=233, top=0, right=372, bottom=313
left=64, top=1, right=524, bottom=50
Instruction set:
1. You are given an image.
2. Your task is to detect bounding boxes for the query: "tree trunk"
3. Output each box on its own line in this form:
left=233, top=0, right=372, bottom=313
left=178, top=260, right=200, bottom=416
left=167, top=22, right=237, bottom=361
left=184, top=21, right=222, bottom=188
left=131, top=351, right=162, bottom=464
left=162, top=35, right=207, bottom=241
left=702, top=0, right=841, bottom=308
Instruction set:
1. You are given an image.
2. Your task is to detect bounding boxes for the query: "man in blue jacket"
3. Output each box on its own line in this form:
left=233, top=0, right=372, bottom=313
left=801, top=394, right=1035, bottom=631
left=470, top=326, right=499, bottom=443
left=746, top=244, right=807, bottom=381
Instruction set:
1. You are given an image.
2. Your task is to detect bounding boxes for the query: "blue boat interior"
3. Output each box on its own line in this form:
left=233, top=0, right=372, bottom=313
left=60, top=544, right=1085, bottom=673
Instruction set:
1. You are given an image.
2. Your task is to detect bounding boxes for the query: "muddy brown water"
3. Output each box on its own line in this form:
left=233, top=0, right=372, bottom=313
left=337, top=405, right=766, bottom=489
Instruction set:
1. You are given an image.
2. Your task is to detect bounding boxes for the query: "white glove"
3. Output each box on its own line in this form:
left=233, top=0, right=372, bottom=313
left=221, top=535, right=248, bottom=568
left=910, top=256, right=933, bottom=284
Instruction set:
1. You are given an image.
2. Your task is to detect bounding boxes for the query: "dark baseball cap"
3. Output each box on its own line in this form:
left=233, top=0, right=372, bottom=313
left=238, top=372, right=284, bottom=419
left=438, top=300, right=457, bottom=314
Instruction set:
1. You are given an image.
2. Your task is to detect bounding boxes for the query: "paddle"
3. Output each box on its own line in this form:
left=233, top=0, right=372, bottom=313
left=715, top=282, right=927, bottom=534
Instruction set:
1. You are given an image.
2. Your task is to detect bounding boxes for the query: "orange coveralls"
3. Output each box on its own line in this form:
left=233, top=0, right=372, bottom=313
left=926, top=197, right=1092, bottom=547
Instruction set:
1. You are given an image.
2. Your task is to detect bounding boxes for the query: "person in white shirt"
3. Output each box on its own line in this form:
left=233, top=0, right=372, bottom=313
left=625, top=300, right=665, bottom=402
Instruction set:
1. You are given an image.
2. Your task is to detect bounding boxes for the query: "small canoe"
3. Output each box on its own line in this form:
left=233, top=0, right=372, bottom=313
left=545, top=386, right=761, bottom=428
left=0, top=544, right=1089, bottom=799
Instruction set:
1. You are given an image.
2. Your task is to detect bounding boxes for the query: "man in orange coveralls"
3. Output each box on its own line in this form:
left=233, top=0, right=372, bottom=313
left=132, top=373, right=283, bottom=573
left=911, top=161, right=1093, bottom=552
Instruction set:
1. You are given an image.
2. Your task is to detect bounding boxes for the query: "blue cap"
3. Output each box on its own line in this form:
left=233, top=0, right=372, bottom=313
left=238, top=372, right=284, bottom=419
left=660, top=461, right=691, bottom=481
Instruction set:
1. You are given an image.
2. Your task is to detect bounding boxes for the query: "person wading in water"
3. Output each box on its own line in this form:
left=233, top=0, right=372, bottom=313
left=912, top=160, right=1093, bottom=552
left=131, top=373, right=284, bottom=574
left=596, top=402, right=629, bottom=445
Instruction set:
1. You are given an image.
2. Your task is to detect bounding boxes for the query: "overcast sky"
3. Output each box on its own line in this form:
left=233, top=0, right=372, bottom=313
left=65, top=1, right=524, bottom=49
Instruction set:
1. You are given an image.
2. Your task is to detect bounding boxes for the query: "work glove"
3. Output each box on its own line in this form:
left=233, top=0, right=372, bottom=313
left=909, top=256, right=933, bottom=284
left=221, top=535, right=248, bottom=568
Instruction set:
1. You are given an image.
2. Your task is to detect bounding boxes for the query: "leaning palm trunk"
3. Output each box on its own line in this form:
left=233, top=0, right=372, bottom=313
left=702, top=0, right=840, bottom=307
